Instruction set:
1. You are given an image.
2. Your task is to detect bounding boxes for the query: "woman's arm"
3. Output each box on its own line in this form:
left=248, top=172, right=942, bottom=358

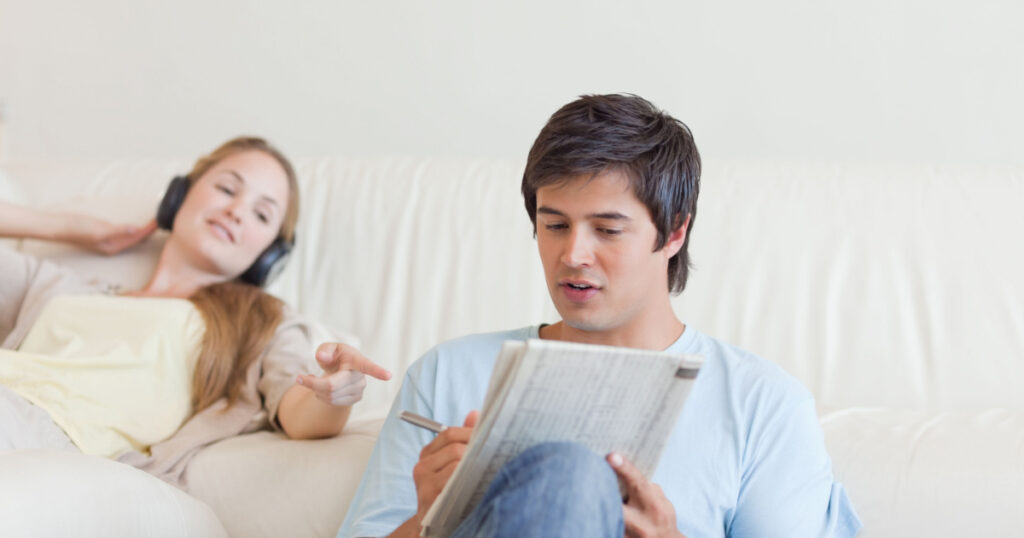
left=0, top=200, right=155, bottom=254
left=277, top=342, right=392, bottom=439
left=277, top=384, right=354, bottom=439
left=0, top=200, right=68, bottom=240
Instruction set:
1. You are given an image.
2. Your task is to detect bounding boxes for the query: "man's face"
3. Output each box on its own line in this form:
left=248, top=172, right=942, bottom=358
left=535, top=169, right=684, bottom=335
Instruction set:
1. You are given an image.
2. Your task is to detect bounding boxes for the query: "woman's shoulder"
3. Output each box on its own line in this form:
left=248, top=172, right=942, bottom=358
left=1, top=246, right=113, bottom=348
left=1, top=245, right=117, bottom=293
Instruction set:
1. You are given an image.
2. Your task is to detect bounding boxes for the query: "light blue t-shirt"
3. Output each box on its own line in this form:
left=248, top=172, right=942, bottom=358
left=339, top=326, right=861, bottom=537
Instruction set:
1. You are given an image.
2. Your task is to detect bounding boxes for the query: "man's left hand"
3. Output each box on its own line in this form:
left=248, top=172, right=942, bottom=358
left=608, top=452, right=687, bottom=538
left=296, top=342, right=392, bottom=406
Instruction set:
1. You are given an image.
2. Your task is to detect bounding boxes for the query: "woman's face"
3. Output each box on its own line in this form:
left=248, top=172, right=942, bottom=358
left=170, top=150, right=291, bottom=279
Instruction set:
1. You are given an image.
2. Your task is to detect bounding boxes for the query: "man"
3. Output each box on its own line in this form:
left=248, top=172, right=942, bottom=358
left=339, top=94, right=861, bottom=537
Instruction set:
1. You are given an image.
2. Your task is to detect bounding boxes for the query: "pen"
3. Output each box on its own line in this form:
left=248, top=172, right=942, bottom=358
left=399, top=411, right=447, bottom=434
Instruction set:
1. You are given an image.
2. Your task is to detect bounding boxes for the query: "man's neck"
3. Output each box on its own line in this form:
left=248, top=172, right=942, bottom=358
left=539, top=303, right=686, bottom=351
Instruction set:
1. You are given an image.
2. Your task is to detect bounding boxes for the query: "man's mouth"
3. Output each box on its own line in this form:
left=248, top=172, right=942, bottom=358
left=560, top=280, right=600, bottom=302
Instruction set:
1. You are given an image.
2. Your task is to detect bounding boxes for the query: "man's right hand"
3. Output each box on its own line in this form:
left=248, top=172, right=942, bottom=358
left=411, top=410, right=479, bottom=524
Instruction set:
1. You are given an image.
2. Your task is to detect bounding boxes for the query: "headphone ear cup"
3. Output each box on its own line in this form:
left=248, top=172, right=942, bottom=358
left=157, top=176, right=191, bottom=230
left=239, top=236, right=295, bottom=287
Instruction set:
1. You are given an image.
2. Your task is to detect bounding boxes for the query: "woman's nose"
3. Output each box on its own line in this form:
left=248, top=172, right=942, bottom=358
left=224, top=201, right=244, bottom=224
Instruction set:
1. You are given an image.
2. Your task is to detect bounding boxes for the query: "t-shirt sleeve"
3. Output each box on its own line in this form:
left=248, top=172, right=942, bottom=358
left=728, top=394, right=862, bottom=537
left=338, top=355, right=439, bottom=538
left=0, top=246, right=40, bottom=345
left=257, top=307, right=320, bottom=429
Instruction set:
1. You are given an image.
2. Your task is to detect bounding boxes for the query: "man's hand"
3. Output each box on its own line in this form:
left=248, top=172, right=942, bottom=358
left=608, top=452, right=686, bottom=538
left=412, top=411, right=479, bottom=523
left=63, top=215, right=158, bottom=255
left=296, top=342, right=392, bottom=406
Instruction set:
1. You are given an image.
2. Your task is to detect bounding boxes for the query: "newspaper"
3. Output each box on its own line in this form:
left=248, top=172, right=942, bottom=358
left=421, top=338, right=704, bottom=537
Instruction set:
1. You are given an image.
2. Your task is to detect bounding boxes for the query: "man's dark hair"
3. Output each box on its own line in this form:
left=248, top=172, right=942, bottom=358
left=521, top=94, right=702, bottom=294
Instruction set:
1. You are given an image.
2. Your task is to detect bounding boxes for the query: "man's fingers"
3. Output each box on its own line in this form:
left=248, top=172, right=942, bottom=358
left=463, top=410, right=479, bottom=428
left=608, top=452, right=650, bottom=503
left=622, top=504, right=652, bottom=538
left=435, top=458, right=461, bottom=485
left=417, top=413, right=476, bottom=460
left=421, top=441, right=468, bottom=473
left=420, top=426, right=474, bottom=458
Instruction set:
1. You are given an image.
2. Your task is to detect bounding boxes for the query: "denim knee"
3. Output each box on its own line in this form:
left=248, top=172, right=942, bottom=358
left=503, top=441, right=620, bottom=497
left=452, top=441, right=625, bottom=538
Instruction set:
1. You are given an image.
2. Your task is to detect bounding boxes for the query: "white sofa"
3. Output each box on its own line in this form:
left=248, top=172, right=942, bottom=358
left=1, top=157, right=1022, bottom=537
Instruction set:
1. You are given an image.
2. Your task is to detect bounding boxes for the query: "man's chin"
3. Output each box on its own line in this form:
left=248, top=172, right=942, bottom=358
left=562, top=316, right=611, bottom=333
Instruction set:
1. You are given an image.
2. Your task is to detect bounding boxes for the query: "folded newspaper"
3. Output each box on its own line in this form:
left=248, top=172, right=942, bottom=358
left=421, top=338, right=704, bottom=537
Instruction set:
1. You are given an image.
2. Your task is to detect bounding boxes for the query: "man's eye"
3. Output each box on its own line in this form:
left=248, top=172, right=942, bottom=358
left=545, top=223, right=568, bottom=231
left=599, top=228, right=622, bottom=236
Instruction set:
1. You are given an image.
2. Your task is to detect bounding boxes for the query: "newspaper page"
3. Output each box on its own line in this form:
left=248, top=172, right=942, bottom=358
left=421, top=338, right=703, bottom=537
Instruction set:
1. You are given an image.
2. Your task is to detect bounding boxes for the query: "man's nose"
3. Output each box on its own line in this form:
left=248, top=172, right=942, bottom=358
left=561, top=228, right=594, bottom=268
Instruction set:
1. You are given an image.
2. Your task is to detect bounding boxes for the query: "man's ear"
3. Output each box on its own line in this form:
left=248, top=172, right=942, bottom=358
left=663, top=213, right=692, bottom=259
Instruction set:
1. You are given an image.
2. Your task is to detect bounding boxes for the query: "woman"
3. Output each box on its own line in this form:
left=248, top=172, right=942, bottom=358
left=0, top=136, right=389, bottom=488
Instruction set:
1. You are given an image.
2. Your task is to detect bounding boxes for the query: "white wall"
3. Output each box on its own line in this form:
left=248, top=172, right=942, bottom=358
left=1, top=0, right=1022, bottom=164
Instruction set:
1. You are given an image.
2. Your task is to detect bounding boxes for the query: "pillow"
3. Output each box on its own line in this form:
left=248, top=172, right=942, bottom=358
left=0, top=167, right=28, bottom=250
left=0, top=168, right=27, bottom=205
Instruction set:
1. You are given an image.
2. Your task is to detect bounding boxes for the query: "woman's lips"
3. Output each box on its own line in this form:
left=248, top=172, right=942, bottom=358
left=208, top=221, right=235, bottom=243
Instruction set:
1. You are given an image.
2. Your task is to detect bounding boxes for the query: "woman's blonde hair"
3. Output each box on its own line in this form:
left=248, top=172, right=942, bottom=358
left=185, top=136, right=300, bottom=414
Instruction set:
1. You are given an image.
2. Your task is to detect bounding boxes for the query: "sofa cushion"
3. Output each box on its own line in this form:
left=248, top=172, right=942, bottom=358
left=186, top=417, right=383, bottom=538
left=0, top=448, right=227, bottom=537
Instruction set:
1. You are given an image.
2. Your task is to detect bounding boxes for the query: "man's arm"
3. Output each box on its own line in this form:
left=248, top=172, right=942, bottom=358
left=337, top=363, right=441, bottom=538
left=728, top=396, right=861, bottom=537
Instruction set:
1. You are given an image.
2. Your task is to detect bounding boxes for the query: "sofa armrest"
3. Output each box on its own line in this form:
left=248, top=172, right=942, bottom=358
left=822, top=408, right=1024, bottom=537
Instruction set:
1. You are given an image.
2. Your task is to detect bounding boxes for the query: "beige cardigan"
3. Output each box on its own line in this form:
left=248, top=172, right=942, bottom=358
left=0, top=246, right=319, bottom=489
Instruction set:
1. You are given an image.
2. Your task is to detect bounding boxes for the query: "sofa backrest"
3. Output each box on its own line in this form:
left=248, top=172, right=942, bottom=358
left=3, top=158, right=1022, bottom=419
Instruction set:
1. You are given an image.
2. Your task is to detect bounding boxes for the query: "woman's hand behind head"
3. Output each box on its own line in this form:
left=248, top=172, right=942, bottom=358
left=63, top=215, right=158, bottom=255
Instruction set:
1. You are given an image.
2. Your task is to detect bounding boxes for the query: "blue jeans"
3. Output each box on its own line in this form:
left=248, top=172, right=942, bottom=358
left=451, top=441, right=624, bottom=538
